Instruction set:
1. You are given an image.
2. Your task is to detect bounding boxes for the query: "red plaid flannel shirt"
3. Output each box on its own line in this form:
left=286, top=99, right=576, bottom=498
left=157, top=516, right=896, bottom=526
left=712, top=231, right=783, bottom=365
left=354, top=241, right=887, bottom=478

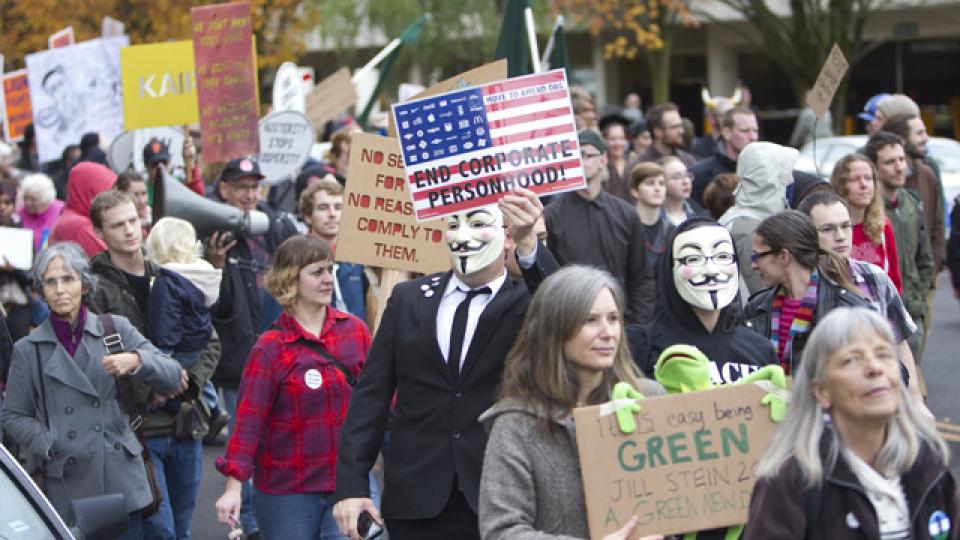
left=215, top=308, right=371, bottom=494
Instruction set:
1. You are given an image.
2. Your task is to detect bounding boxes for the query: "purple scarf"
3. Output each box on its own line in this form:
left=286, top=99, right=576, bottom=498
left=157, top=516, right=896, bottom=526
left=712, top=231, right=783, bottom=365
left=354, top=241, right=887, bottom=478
left=50, top=305, right=87, bottom=357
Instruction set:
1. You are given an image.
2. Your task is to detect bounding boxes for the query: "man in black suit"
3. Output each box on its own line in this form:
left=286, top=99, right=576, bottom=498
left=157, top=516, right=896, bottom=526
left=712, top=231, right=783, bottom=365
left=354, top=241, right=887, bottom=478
left=333, top=189, right=556, bottom=540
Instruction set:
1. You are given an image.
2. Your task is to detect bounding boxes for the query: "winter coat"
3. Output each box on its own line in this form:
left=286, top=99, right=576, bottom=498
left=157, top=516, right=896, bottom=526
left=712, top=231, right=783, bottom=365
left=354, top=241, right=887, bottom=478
left=690, top=138, right=737, bottom=206
left=148, top=266, right=218, bottom=353
left=744, top=433, right=960, bottom=540
left=720, top=142, right=799, bottom=296
left=48, top=162, right=116, bottom=257
left=1, top=313, right=181, bottom=518
left=905, top=157, right=946, bottom=273
left=884, top=188, right=935, bottom=320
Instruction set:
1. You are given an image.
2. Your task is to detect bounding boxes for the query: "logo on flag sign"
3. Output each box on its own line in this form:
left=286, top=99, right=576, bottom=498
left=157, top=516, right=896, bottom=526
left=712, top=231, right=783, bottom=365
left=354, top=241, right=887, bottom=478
left=392, top=69, right=585, bottom=222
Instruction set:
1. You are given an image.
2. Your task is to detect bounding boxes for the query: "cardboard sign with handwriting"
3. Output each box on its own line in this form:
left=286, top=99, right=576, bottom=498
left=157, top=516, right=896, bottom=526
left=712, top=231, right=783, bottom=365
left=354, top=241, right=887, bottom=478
left=388, top=59, right=508, bottom=137
left=573, top=384, right=780, bottom=538
left=336, top=133, right=448, bottom=274
left=807, top=44, right=849, bottom=120
left=3, top=70, right=31, bottom=142
left=304, top=67, right=357, bottom=131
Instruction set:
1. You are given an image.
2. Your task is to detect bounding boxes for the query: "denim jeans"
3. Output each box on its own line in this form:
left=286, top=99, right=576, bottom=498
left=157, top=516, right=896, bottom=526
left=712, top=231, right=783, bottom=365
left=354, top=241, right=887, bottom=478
left=143, top=436, right=202, bottom=540
left=221, top=386, right=258, bottom=536
left=251, top=474, right=380, bottom=540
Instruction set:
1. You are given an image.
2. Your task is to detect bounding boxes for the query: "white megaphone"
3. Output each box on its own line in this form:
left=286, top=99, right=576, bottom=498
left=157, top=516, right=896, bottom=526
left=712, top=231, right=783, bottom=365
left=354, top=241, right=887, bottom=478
left=151, top=168, right=269, bottom=238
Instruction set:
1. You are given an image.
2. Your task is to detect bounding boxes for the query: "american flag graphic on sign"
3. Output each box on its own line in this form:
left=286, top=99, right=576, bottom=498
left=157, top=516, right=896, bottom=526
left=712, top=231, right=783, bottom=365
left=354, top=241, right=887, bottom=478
left=393, top=69, right=585, bottom=222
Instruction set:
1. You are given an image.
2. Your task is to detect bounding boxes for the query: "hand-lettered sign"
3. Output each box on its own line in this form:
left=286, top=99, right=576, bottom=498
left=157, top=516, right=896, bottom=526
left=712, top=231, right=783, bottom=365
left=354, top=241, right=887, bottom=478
left=573, top=384, right=780, bottom=538
left=336, top=133, right=449, bottom=273
left=257, top=110, right=315, bottom=185
left=121, top=40, right=198, bottom=130
left=807, top=44, right=849, bottom=121
left=3, top=70, right=32, bottom=142
left=191, top=1, right=259, bottom=162
left=392, top=69, right=584, bottom=222
left=304, top=67, right=357, bottom=132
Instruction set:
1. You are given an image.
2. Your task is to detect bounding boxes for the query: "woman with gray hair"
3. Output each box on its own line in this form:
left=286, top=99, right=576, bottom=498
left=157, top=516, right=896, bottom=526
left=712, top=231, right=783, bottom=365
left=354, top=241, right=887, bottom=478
left=17, top=172, right=64, bottom=253
left=743, top=307, right=957, bottom=539
left=2, top=241, right=182, bottom=537
left=478, top=266, right=665, bottom=540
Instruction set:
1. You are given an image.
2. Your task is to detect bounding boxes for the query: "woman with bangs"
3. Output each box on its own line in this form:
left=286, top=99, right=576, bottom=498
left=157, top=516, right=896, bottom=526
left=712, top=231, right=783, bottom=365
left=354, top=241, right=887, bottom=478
left=478, top=266, right=665, bottom=540
left=830, top=153, right=903, bottom=293
left=215, top=235, right=378, bottom=539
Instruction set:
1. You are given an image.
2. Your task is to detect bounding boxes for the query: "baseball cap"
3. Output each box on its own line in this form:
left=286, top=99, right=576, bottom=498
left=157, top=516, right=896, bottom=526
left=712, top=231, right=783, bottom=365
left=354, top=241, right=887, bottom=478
left=143, top=138, right=171, bottom=166
left=578, top=129, right=608, bottom=154
left=858, top=93, right=890, bottom=122
left=219, top=156, right=265, bottom=183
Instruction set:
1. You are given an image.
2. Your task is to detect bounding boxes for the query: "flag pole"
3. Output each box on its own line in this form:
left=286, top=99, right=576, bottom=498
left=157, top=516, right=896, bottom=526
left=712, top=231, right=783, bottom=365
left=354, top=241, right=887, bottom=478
left=540, top=15, right=563, bottom=71
left=352, top=38, right=402, bottom=85
left=524, top=7, right=540, bottom=73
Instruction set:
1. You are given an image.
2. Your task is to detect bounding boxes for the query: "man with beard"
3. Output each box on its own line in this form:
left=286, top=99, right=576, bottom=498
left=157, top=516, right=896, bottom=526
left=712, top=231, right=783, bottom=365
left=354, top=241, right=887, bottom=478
left=333, top=196, right=558, bottom=540
left=630, top=218, right=777, bottom=385
left=632, top=102, right=696, bottom=169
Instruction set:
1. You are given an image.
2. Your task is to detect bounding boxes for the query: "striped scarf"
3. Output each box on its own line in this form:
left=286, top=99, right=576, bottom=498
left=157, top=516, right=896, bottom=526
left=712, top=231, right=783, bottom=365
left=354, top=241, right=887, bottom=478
left=769, top=270, right=819, bottom=373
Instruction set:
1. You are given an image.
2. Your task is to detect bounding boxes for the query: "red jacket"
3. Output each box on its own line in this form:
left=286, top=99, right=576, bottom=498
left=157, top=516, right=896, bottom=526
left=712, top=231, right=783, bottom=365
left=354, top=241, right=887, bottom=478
left=48, top=162, right=116, bottom=257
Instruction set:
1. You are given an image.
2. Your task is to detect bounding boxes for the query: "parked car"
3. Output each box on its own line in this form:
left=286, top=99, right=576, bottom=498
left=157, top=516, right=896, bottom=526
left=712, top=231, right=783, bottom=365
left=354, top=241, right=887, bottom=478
left=0, top=444, right=127, bottom=540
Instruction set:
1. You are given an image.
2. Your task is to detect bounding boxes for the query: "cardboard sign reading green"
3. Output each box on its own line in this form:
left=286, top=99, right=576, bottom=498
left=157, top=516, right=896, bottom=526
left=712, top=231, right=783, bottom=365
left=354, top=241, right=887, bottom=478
left=573, top=384, right=779, bottom=538
left=336, top=133, right=449, bottom=274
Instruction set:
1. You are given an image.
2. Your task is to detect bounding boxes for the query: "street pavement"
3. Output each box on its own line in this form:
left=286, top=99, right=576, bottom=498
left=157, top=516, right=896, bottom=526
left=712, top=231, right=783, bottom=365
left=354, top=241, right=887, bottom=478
left=188, top=273, right=960, bottom=539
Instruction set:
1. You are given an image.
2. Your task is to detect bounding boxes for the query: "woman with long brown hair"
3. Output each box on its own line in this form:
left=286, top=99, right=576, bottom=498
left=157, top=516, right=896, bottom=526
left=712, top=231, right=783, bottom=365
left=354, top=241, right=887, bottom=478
left=829, top=153, right=903, bottom=292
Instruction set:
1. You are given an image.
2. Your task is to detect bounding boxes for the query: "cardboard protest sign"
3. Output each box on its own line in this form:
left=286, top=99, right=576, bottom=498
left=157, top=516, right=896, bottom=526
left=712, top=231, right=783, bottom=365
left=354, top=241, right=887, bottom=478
left=337, top=132, right=449, bottom=273
left=26, top=36, right=129, bottom=163
left=272, top=61, right=306, bottom=113
left=48, top=27, right=75, bottom=49
left=573, top=384, right=780, bottom=538
left=121, top=41, right=198, bottom=130
left=191, top=1, right=259, bottom=163
left=107, top=127, right=186, bottom=175
left=257, top=110, right=315, bottom=185
left=388, top=59, right=507, bottom=137
left=807, top=44, right=850, bottom=120
left=3, top=70, right=32, bottom=142
left=393, top=69, right=584, bottom=222
left=304, top=67, right=356, bottom=131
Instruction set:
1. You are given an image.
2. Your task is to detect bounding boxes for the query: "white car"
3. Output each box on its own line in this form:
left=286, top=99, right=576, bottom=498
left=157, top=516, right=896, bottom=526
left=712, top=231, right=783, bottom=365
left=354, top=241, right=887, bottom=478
left=795, top=135, right=960, bottom=207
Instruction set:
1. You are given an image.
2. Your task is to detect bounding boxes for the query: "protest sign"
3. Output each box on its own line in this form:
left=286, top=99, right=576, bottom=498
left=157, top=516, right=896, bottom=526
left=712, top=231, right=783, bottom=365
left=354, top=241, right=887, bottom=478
left=0, top=226, right=36, bottom=270
left=26, top=36, right=129, bottom=163
left=257, top=110, right=314, bottom=185
left=388, top=59, right=507, bottom=137
left=191, top=1, right=259, bottom=163
left=807, top=43, right=850, bottom=120
left=337, top=132, right=449, bottom=274
left=573, top=384, right=780, bottom=538
left=3, top=70, right=32, bottom=142
left=48, top=27, right=75, bottom=49
left=392, top=69, right=584, bottom=221
left=272, top=61, right=306, bottom=113
left=108, top=127, right=186, bottom=175
left=121, top=40, right=198, bottom=130
left=304, top=67, right=357, bottom=131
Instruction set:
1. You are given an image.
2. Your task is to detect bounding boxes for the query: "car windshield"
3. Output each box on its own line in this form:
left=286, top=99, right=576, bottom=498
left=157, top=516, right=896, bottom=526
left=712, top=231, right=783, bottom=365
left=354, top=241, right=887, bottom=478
left=0, top=467, right=59, bottom=539
left=928, top=140, right=960, bottom=172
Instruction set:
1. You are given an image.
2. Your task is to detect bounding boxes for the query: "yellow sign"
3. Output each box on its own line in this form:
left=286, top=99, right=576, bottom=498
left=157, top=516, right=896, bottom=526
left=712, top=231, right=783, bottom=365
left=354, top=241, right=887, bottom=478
left=120, top=40, right=199, bottom=130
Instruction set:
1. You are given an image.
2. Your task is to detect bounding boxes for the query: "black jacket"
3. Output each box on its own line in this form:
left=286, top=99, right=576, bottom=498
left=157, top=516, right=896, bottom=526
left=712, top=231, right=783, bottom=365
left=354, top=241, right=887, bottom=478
left=947, top=196, right=960, bottom=291
left=335, top=248, right=559, bottom=520
left=744, top=433, right=960, bottom=540
left=210, top=203, right=298, bottom=387
left=690, top=139, right=737, bottom=206
left=743, top=273, right=871, bottom=373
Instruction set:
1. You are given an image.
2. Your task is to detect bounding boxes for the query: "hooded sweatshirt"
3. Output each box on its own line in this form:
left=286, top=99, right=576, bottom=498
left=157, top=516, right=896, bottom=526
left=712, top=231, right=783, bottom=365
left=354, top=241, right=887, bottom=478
left=48, top=162, right=116, bottom=257
left=148, top=261, right=221, bottom=353
left=719, top=142, right=799, bottom=296
left=630, top=221, right=778, bottom=385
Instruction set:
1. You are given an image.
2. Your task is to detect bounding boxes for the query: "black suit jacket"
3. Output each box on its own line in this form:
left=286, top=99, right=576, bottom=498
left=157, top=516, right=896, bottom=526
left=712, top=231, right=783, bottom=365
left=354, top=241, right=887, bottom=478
left=335, top=248, right=557, bottom=519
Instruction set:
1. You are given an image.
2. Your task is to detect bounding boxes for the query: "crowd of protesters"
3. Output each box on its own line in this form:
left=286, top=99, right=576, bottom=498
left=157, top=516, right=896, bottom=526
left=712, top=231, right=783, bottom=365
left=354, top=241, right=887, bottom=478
left=0, top=80, right=957, bottom=540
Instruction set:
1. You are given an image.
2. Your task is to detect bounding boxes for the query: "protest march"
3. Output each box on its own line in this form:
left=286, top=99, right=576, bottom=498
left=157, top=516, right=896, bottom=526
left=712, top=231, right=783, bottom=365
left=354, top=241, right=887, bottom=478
left=0, top=2, right=959, bottom=540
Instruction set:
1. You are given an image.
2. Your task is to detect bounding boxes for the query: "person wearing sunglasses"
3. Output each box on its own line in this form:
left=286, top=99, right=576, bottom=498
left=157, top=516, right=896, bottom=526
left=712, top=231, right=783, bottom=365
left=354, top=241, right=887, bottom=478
left=743, top=210, right=871, bottom=374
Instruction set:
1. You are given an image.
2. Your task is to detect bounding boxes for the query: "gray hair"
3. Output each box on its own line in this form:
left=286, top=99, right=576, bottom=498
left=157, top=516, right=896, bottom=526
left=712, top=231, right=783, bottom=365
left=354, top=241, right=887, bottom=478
left=32, top=242, right=97, bottom=295
left=20, top=173, right=57, bottom=207
left=757, top=307, right=948, bottom=487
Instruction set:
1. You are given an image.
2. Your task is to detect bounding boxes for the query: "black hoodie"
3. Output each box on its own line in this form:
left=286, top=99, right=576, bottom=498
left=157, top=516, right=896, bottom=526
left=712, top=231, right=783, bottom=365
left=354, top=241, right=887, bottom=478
left=628, top=218, right=777, bottom=384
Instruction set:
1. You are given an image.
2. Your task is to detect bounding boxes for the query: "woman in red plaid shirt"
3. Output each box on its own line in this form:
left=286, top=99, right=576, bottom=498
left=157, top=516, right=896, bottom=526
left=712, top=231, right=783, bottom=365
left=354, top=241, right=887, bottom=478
left=214, top=235, right=378, bottom=539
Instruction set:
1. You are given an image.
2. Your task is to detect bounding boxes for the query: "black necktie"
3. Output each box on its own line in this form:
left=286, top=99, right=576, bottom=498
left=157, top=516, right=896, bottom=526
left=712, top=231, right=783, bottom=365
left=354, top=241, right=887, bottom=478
left=447, top=287, right=491, bottom=380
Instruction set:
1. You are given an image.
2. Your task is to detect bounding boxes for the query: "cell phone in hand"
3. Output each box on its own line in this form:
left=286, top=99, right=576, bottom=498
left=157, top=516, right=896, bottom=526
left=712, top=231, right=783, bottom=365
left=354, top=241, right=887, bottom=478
left=357, top=510, right=383, bottom=540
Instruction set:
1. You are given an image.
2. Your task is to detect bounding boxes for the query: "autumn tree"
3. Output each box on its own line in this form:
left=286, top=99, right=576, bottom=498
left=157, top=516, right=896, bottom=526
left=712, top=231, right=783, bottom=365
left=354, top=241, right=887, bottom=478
left=705, top=0, right=888, bottom=131
left=553, top=0, right=698, bottom=104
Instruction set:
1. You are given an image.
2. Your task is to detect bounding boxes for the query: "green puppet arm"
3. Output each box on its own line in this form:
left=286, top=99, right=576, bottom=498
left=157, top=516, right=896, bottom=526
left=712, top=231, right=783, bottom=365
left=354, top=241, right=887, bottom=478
left=611, top=382, right=645, bottom=434
left=653, top=344, right=714, bottom=394
left=735, top=365, right=787, bottom=423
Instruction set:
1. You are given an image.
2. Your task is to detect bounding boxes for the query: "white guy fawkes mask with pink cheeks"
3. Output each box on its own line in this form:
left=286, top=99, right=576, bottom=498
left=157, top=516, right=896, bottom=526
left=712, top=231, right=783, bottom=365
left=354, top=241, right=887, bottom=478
left=672, top=226, right=739, bottom=311
left=444, top=205, right=505, bottom=276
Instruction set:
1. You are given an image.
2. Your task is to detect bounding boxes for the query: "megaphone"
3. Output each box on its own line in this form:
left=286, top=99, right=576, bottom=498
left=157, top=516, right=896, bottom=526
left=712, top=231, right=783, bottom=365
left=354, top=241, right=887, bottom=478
left=152, top=168, right=269, bottom=238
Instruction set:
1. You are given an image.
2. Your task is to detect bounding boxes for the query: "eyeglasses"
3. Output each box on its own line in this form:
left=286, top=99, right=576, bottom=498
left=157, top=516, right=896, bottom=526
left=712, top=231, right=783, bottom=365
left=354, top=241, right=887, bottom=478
left=674, top=252, right=736, bottom=267
left=668, top=172, right=694, bottom=181
left=816, top=222, right=853, bottom=235
left=581, top=151, right=603, bottom=160
left=750, top=249, right=778, bottom=264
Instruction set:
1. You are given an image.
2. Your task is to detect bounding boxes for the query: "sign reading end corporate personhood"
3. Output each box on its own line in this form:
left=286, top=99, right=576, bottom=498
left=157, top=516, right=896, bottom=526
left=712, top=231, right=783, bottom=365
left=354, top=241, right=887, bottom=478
left=573, top=384, right=779, bottom=538
left=392, top=69, right=584, bottom=222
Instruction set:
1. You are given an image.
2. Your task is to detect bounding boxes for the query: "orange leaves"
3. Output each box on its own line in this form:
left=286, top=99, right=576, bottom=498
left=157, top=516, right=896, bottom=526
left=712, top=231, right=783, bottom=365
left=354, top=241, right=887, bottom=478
left=555, top=0, right=696, bottom=59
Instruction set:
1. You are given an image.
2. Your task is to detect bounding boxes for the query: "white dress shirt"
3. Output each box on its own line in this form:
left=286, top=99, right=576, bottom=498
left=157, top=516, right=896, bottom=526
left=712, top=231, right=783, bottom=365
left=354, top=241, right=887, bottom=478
left=436, top=271, right=508, bottom=371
